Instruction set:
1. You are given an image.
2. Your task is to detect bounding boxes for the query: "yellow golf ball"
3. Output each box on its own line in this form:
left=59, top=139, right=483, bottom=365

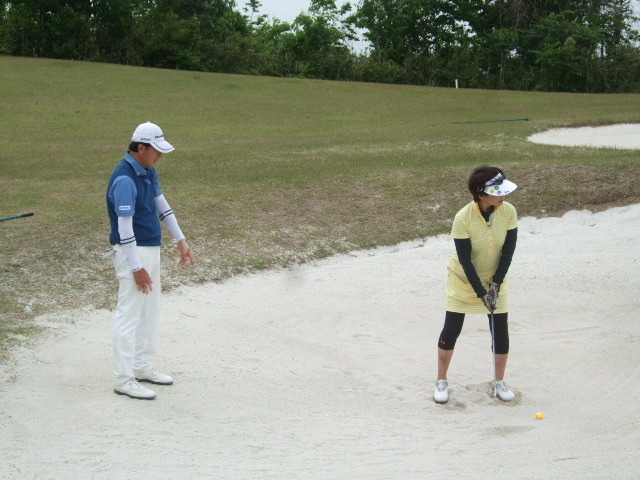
left=536, top=412, right=544, bottom=420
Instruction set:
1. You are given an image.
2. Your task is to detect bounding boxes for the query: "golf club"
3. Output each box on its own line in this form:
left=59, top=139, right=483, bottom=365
left=0, top=212, right=34, bottom=222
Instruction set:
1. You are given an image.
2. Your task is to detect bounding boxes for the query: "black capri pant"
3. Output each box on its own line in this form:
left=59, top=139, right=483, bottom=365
left=437, top=311, right=509, bottom=354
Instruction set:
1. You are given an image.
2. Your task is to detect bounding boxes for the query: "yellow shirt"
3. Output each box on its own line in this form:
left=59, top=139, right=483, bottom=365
left=446, top=201, right=518, bottom=314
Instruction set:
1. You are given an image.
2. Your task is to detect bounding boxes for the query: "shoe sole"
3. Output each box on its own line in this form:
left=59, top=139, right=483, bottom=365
left=114, top=389, right=156, bottom=400
left=496, top=395, right=514, bottom=402
left=135, top=378, right=173, bottom=385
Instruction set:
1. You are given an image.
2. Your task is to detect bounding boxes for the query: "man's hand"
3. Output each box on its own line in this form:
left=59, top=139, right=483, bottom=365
left=177, top=239, right=195, bottom=266
left=133, top=268, right=153, bottom=294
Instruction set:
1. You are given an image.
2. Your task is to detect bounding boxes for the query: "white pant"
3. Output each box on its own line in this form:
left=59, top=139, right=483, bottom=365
left=112, top=245, right=161, bottom=386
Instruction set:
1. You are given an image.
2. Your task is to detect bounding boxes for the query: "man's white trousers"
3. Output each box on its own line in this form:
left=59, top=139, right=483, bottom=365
left=112, top=245, right=161, bottom=386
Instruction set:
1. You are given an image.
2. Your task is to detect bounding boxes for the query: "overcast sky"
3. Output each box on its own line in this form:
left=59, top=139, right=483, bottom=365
left=243, top=0, right=349, bottom=23
left=256, top=0, right=314, bottom=23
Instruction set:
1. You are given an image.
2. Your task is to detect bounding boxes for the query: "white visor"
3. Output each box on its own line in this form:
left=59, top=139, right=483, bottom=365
left=483, top=172, right=517, bottom=196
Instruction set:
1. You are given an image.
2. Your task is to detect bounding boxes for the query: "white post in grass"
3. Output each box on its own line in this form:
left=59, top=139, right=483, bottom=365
left=455, top=79, right=459, bottom=89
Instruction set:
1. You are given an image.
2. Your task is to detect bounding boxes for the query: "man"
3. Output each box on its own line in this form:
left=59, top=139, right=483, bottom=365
left=106, top=121, right=195, bottom=400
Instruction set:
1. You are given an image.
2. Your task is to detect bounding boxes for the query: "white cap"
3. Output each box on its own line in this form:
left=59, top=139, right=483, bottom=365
left=483, top=172, right=517, bottom=196
left=131, top=122, right=175, bottom=153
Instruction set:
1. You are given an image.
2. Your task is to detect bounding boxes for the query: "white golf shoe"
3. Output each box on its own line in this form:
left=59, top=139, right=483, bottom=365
left=135, top=367, right=174, bottom=385
left=493, top=380, right=515, bottom=401
left=114, top=379, right=156, bottom=400
left=433, top=379, right=449, bottom=403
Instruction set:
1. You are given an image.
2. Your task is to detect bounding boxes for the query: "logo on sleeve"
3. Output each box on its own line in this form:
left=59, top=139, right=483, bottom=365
left=119, top=205, right=132, bottom=211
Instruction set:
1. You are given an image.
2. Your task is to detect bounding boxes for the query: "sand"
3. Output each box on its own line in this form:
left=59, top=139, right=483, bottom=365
left=1, top=125, right=639, bottom=480
left=527, top=123, right=640, bottom=149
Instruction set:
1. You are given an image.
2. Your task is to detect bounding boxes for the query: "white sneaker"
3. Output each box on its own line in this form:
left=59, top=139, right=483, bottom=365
left=135, top=367, right=174, bottom=385
left=114, top=379, right=156, bottom=400
left=493, top=380, right=515, bottom=401
left=433, top=379, right=449, bottom=403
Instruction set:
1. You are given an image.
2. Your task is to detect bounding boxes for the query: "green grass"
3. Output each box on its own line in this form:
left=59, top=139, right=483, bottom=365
left=1, top=56, right=639, bottom=360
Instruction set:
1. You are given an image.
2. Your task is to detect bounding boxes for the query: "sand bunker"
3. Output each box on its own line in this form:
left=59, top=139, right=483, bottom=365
left=528, top=123, right=640, bottom=149
left=1, top=125, right=639, bottom=479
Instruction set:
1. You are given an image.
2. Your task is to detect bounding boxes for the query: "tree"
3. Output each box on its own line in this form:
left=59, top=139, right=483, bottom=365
left=354, top=0, right=465, bottom=63
left=5, top=0, right=94, bottom=59
left=91, top=0, right=141, bottom=64
left=280, top=0, right=357, bottom=79
left=0, top=1, right=8, bottom=54
left=352, top=0, right=475, bottom=85
left=1, top=0, right=638, bottom=92
left=351, top=0, right=640, bottom=90
left=243, top=0, right=267, bottom=25
left=523, top=12, right=601, bottom=91
left=133, top=0, right=250, bottom=72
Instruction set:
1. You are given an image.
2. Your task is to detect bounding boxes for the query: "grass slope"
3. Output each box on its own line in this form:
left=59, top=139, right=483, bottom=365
left=1, top=56, right=639, bottom=359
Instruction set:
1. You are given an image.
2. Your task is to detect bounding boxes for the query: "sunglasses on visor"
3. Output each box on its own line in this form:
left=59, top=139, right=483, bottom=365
left=485, top=172, right=507, bottom=187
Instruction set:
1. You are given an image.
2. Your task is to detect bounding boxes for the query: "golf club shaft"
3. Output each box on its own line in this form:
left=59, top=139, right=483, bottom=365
left=0, top=212, right=34, bottom=222
left=490, top=311, right=497, bottom=393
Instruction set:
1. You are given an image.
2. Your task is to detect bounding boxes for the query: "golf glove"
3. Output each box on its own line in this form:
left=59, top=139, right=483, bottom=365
left=483, top=283, right=500, bottom=312
left=488, top=282, right=500, bottom=302
left=482, top=293, right=495, bottom=312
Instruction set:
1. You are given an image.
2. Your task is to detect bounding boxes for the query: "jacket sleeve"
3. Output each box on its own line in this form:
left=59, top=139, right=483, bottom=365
left=454, top=237, right=487, bottom=298
left=492, top=227, right=518, bottom=285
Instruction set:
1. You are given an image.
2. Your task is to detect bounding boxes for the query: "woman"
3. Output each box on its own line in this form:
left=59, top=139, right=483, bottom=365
left=434, top=166, right=518, bottom=403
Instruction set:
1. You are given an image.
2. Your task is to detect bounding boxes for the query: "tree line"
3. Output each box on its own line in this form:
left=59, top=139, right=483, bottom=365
left=1, top=0, right=639, bottom=92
